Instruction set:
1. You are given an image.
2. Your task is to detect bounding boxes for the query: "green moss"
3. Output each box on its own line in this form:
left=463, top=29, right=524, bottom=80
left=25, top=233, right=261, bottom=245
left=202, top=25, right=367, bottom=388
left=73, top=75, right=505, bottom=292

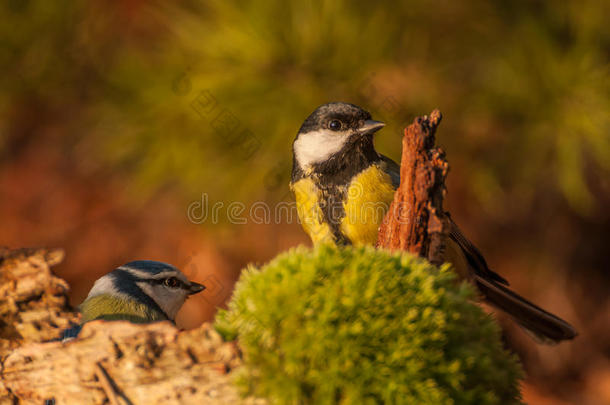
left=216, top=245, right=523, bottom=404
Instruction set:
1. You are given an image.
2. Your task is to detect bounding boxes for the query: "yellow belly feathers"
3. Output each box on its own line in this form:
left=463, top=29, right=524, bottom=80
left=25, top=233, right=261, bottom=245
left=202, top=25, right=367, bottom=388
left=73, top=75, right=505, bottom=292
left=292, top=164, right=396, bottom=245
left=291, top=176, right=336, bottom=244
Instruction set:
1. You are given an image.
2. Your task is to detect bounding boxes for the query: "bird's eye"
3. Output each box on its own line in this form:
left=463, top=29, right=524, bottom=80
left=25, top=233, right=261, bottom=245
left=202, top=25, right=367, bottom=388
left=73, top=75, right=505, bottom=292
left=329, top=120, right=342, bottom=131
left=163, top=277, right=180, bottom=288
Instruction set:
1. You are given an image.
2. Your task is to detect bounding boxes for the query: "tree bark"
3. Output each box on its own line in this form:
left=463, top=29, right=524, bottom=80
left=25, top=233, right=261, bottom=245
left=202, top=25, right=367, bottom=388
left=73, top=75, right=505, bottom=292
left=0, top=247, right=79, bottom=353
left=376, top=110, right=449, bottom=265
left=1, top=321, right=259, bottom=405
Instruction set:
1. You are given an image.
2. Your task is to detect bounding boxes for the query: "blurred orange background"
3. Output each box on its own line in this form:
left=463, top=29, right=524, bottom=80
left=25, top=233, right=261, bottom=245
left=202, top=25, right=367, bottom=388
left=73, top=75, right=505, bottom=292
left=1, top=1, right=609, bottom=403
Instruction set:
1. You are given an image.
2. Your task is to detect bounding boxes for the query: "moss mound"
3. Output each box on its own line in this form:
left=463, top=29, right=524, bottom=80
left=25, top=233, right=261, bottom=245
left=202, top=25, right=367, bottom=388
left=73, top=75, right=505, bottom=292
left=216, top=245, right=522, bottom=404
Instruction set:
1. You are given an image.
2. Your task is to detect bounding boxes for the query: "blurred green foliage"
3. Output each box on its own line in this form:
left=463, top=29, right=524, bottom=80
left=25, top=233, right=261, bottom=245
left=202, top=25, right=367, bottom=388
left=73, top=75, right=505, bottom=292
left=216, top=245, right=523, bottom=404
left=1, top=0, right=608, bottom=212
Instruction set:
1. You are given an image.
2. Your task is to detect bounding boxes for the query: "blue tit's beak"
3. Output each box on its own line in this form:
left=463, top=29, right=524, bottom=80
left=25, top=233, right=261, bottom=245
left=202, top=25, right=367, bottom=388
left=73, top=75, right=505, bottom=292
left=188, top=282, right=206, bottom=295
left=359, top=120, right=385, bottom=135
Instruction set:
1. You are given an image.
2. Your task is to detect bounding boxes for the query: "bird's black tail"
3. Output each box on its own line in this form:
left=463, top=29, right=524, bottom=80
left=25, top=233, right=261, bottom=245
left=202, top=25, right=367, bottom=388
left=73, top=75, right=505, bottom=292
left=474, top=275, right=577, bottom=344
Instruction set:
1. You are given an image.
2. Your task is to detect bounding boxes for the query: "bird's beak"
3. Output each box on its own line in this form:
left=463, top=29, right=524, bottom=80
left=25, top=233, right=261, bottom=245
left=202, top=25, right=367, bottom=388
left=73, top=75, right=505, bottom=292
left=188, top=282, right=206, bottom=295
left=359, top=119, right=385, bottom=135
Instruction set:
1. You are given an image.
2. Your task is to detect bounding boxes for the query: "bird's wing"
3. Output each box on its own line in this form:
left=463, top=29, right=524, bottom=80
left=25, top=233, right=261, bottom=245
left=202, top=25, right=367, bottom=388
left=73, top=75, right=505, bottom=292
left=380, top=154, right=507, bottom=283
left=61, top=325, right=82, bottom=342
left=380, top=153, right=576, bottom=342
left=380, top=153, right=508, bottom=286
left=447, top=215, right=509, bottom=285
left=448, top=216, right=577, bottom=343
left=379, top=154, right=400, bottom=189
left=378, top=154, right=506, bottom=287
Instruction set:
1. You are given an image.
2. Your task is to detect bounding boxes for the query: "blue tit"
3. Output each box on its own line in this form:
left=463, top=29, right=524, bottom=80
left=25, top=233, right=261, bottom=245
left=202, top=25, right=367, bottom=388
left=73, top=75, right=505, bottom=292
left=290, top=102, right=576, bottom=343
left=62, top=260, right=205, bottom=339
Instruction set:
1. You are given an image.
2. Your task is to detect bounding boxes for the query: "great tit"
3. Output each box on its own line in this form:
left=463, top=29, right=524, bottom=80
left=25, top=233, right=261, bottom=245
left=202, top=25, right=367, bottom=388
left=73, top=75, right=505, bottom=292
left=290, top=102, right=576, bottom=343
left=62, top=260, right=205, bottom=339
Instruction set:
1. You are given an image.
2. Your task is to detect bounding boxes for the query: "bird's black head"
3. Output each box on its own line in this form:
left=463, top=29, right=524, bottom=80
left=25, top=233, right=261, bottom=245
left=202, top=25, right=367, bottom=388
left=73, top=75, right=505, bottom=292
left=292, top=102, right=385, bottom=177
left=298, top=102, right=374, bottom=134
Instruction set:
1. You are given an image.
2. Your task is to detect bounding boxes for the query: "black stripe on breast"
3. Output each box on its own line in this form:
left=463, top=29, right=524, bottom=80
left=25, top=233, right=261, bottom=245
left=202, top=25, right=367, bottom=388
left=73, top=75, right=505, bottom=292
left=308, top=135, right=381, bottom=244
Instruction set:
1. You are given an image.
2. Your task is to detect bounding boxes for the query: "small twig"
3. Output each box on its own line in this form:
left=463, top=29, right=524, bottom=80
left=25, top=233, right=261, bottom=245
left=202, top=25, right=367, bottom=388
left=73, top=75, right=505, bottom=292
left=95, top=362, right=133, bottom=405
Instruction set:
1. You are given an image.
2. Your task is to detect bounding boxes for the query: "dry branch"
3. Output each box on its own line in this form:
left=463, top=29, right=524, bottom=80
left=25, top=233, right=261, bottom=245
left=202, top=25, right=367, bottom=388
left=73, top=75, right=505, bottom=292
left=376, top=110, right=449, bottom=265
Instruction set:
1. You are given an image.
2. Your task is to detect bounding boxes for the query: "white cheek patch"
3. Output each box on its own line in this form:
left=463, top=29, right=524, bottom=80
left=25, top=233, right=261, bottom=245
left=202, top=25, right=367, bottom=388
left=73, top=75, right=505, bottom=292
left=294, top=129, right=349, bottom=169
left=137, top=282, right=188, bottom=321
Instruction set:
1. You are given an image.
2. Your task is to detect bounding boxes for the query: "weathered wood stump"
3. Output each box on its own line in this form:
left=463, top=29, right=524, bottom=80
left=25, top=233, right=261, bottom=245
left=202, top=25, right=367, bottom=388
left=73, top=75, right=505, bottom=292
left=376, top=110, right=449, bottom=265
left=1, top=321, right=254, bottom=405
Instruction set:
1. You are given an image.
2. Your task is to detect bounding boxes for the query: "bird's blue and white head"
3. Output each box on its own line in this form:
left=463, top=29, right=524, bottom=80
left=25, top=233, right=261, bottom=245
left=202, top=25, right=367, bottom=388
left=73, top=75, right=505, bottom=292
left=83, top=260, right=205, bottom=322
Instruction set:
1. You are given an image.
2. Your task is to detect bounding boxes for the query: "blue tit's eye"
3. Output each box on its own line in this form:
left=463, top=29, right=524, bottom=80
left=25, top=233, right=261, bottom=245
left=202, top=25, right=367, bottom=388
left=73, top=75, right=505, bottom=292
left=329, top=120, right=342, bottom=131
left=164, top=277, right=180, bottom=288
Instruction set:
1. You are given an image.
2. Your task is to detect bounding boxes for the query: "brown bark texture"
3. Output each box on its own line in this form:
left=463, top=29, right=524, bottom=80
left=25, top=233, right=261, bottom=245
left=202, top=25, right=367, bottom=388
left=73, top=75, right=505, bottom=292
left=0, top=248, right=79, bottom=353
left=376, top=110, right=450, bottom=265
left=0, top=248, right=264, bottom=405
